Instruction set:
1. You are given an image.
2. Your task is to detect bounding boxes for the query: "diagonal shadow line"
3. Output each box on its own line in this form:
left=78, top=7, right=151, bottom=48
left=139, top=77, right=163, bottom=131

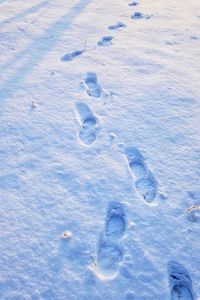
left=0, top=0, right=92, bottom=105
left=0, top=0, right=57, bottom=71
left=0, top=0, right=50, bottom=27
left=0, top=0, right=9, bottom=4
left=0, top=0, right=91, bottom=72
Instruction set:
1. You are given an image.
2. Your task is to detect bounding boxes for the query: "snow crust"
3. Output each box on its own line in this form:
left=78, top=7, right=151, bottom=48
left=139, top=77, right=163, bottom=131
left=0, top=0, right=200, bottom=299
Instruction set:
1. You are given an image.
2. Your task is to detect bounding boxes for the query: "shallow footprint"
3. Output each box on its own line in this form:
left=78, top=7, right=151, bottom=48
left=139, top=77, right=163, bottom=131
left=131, top=12, right=151, bottom=20
left=61, top=49, right=84, bottom=62
left=129, top=1, right=138, bottom=6
left=168, top=261, right=195, bottom=300
left=97, top=202, right=126, bottom=279
left=97, top=238, right=123, bottom=279
left=125, top=147, right=157, bottom=203
left=76, top=102, right=99, bottom=145
left=83, top=72, right=101, bottom=98
left=108, top=22, right=126, bottom=31
left=131, top=12, right=143, bottom=19
left=97, top=36, right=113, bottom=46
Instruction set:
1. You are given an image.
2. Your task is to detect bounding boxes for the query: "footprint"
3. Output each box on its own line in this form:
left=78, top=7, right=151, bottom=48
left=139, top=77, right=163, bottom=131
left=187, top=206, right=200, bottom=222
left=75, top=102, right=99, bottom=145
left=131, top=12, right=143, bottom=19
left=105, top=202, right=126, bottom=241
left=168, top=261, right=195, bottom=300
left=129, top=1, right=138, bottom=6
left=61, top=49, right=84, bottom=62
left=108, top=22, right=126, bottom=31
left=97, top=238, right=123, bottom=278
left=126, top=147, right=147, bottom=178
left=135, top=175, right=157, bottom=202
left=131, top=12, right=151, bottom=20
left=83, top=72, right=102, bottom=98
left=125, top=147, right=157, bottom=203
left=190, top=36, right=198, bottom=40
left=97, top=36, right=113, bottom=46
left=97, top=202, right=126, bottom=279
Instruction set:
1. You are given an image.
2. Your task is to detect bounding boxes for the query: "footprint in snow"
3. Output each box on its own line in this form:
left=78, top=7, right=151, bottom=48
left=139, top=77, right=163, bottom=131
left=75, top=102, right=99, bottom=145
left=82, top=72, right=102, bottom=98
left=97, top=202, right=126, bottom=279
left=125, top=147, right=157, bottom=203
left=61, top=50, right=83, bottom=62
left=190, top=36, right=198, bottom=40
left=97, top=36, right=113, bottom=46
left=61, top=43, right=86, bottom=62
left=131, top=12, right=151, bottom=20
left=131, top=12, right=143, bottom=19
left=105, top=201, right=126, bottom=241
left=61, top=48, right=85, bottom=62
left=168, top=261, right=195, bottom=300
left=129, top=1, right=138, bottom=6
left=108, top=22, right=126, bottom=31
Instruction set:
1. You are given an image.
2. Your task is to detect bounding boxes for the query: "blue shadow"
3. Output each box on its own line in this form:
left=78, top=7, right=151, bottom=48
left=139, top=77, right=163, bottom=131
left=0, top=0, right=49, bottom=27
left=0, top=0, right=92, bottom=110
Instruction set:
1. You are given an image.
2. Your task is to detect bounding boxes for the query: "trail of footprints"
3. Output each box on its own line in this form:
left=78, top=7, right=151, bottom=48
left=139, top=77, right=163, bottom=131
left=59, top=1, right=196, bottom=297
left=60, top=1, right=150, bottom=61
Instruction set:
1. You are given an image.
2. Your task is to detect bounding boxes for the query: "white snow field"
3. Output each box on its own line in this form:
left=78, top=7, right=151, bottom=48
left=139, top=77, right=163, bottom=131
left=0, top=0, right=200, bottom=299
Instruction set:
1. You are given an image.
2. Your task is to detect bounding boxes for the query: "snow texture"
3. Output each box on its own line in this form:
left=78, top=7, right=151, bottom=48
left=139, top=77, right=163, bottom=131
left=0, top=0, right=200, bottom=299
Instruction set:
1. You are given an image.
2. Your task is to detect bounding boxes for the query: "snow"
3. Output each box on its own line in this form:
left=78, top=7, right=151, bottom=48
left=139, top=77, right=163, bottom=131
left=0, top=0, right=200, bottom=299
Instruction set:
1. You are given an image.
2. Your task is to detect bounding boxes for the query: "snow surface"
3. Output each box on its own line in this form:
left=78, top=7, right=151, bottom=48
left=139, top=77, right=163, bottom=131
left=0, top=0, right=200, bottom=299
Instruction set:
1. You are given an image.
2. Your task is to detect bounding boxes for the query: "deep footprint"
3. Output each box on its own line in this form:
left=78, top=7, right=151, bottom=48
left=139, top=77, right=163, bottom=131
left=105, top=202, right=126, bottom=241
left=97, top=36, right=113, bottom=46
left=83, top=72, right=101, bottom=98
left=135, top=173, right=157, bottom=202
left=61, top=50, right=84, bottom=62
left=126, top=147, right=157, bottom=203
left=108, top=22, right=126, bottom=31
left=76, top=102, right=99, bottom=145
left=97, top=202, right=126, bottom=279
left=126, top=147, right=147, bottom=178
left=168, top=261, right=195, bottom=300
